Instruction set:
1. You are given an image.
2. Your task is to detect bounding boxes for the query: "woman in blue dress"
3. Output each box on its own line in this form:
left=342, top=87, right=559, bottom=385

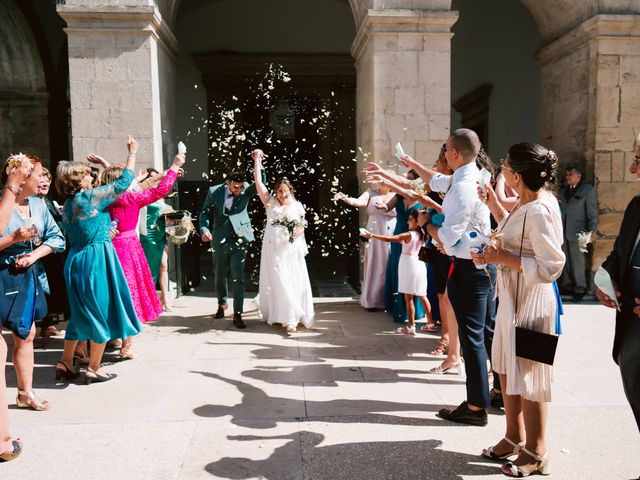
left=55, top=136, right=142, bottom=385
left=0, top=155, right=38, bottom=462
left=377, top=170, right=426, bottom=323
left=0, top=154, right=65, bottom=411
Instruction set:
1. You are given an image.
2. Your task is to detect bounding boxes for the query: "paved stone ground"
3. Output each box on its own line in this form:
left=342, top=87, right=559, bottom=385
left=2, top=296, right=639, bottom=480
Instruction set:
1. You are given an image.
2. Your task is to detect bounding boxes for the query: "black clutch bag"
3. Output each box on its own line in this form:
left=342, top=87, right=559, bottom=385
left=418, top=246, right=437, bottom=263
left=513, top=212, right=559, bottom=366
left=515, top=326, right=558, bottom=365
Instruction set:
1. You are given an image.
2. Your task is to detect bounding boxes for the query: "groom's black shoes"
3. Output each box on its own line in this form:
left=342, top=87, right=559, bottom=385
left=233, top=313, right=246, bottom=329
left=215, top=304, right=226, bottom=319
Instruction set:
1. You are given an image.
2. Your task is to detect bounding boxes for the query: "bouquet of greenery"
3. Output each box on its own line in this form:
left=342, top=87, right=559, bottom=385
left=271, top=214, right=308, bottom=243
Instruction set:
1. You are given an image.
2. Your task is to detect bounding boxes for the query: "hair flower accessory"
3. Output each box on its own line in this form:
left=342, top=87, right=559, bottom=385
left=6, top=153, right=30, bottom=173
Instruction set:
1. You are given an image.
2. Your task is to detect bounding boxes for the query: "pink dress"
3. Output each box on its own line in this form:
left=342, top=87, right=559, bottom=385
left=108, top=170, right=177, bottom=323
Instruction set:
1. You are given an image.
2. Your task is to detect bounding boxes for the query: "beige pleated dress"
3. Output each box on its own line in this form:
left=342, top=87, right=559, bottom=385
left=492, top=194, right=565, bottom=402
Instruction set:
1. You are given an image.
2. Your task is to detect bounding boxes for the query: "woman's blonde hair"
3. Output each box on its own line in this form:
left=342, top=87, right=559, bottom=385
left=55, top=161, right=92, bottom=198
left=41, top=167, right=52, bottom=182
left=99, top=164, right=125, bottom=186
left=1, top=153, right=42, bottom=185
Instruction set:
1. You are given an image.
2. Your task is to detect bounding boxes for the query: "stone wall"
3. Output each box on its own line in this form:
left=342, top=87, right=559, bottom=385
left=538, top=14, right=640, bottom=270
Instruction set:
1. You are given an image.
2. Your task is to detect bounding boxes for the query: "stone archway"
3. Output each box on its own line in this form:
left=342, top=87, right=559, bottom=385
left=0, top=0, right=50, bottom=161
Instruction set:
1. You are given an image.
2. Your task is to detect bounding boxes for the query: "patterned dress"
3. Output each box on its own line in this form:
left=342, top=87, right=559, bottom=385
left=62, top=168, right=142, bottom=342
left=492, top=195, right=565, bottom=402
left=108, top=170, right=177, bottom=323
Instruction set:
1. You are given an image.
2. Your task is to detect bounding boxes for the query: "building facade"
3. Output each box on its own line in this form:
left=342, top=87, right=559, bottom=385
left=2, top=0, right=640, bottom=273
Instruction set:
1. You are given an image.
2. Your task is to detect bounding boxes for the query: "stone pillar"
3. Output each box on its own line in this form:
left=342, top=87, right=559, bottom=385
left=57, top=1, right=178, bottom=170
left=351, top=9, right=458, bottom=173
left=538, top=14, right=640, bottom=269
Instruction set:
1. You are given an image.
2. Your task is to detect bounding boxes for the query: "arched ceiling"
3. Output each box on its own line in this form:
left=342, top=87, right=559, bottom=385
left=0, top=0, right=46, bottom=91
left=161, top=0, right=640, bottom=45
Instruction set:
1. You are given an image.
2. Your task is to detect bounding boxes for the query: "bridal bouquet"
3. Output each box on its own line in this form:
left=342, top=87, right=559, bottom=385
left=271, top=214, right=307, bottom=243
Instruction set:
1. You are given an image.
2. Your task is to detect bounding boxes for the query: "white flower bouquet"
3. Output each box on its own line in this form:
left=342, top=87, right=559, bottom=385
left=577, top=230, right=592, bottom=253
left=271, top=214, right=307, bottom=243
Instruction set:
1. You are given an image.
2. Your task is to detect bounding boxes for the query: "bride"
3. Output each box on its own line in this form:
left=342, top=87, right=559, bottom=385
left=252, top=149, right=315, bottom=333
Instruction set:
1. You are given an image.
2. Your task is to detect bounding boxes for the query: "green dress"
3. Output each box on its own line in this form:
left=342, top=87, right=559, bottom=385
left=140, top=201, right=166, bottom=284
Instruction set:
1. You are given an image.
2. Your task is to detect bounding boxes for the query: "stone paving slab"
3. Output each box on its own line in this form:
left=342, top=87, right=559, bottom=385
left=2, top=295, right=639, bottom=480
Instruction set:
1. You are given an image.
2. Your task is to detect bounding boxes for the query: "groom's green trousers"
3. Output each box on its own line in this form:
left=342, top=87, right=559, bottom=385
left=213, top=239, right=247, bottom=314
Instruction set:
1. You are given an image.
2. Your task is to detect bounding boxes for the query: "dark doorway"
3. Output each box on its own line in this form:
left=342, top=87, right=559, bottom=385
left=190, top=53, right=359, bottom=295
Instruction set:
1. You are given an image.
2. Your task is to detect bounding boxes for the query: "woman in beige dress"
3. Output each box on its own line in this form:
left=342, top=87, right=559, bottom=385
left=472, top=143, right=565, bottom=478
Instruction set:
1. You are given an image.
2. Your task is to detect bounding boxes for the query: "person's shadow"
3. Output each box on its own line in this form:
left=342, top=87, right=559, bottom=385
left=205, top=431, right=500, bottom=479
left=192, top=371, right=454, bottom=428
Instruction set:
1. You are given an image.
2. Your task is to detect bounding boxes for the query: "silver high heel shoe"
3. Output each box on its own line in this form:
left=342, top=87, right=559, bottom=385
left=502, top=447, right=550, bottom=477
left=481, top=437, right=523, bottom=461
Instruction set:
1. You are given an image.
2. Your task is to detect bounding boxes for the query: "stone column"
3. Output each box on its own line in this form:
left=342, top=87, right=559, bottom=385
left=538, top=14, right=640, bottom=268
left=57, top=1, right=178, bottom=170
left=351, top=9, right=458, bottom=173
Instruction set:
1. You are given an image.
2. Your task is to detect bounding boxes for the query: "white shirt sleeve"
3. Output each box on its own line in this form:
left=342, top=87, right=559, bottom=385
left=438, top=182, right=477, bottom=257
left=429, top=173, right=452, bottom=194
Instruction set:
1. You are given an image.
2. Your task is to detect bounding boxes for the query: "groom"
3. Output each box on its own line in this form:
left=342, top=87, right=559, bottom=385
left=199, top=164, right=266, bottom=328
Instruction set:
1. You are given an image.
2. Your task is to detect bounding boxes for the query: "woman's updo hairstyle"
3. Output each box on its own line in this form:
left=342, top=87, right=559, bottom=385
left=506, top=142, right=558, bottom=191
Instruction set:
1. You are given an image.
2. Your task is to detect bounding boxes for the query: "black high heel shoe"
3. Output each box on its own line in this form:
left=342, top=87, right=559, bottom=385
left=55, top=361, right=80, bottom=381
left=84, top=368, right=117, bottom=385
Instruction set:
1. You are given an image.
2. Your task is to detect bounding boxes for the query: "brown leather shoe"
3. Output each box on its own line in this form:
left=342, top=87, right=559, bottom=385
left=214, top=304, right=227, bottom=319
left=232, top=313, right=246, bottom=329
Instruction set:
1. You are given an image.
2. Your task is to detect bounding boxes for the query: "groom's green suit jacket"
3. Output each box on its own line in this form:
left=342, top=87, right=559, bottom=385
left=198, top=171, right=266, bottom=248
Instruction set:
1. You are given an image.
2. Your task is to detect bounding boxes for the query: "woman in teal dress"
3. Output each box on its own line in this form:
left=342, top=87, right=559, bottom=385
left=379, top=171, right=426, bottom=323
left=54, top=136, right=142, bottom=385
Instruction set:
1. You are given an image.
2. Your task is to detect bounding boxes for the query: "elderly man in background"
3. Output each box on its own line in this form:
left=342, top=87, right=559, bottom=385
left=559, top=164, right=598, bottom=301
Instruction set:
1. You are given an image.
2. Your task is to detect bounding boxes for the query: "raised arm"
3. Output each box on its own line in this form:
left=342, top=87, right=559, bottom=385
left=252, top=149, right=269, bottom=206
left=478, top=182, right=508, bottom=223
left=494, top=172, right=519, bottom=212
left=399, top=155, right=438, bottom=184
left=336, top=190, right=370, bottom=208
left=0, top=156, right=32, bottom=231
left=362, top=162, right=411, bottom=188
left=361, top=230, right=411, bottom=243
left=131, top=153, right=185, bottom=208
left=88, top=136, right=138, bottom=211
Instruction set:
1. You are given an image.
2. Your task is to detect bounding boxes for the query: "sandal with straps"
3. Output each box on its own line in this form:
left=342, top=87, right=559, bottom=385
left=481, top=437, right=523, bottom=461
left=0, top=438, right=23, bottom=463
left=429, top=340, right=449, bottom=356
left=420, top=323, right=438, bottom=333
left=502, top=447, right=550, bottom=477
left=16, top=389, right=51, bottom=411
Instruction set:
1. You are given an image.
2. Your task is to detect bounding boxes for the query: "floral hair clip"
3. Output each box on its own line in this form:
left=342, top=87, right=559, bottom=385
left=6, top=153, right=30, bottom=172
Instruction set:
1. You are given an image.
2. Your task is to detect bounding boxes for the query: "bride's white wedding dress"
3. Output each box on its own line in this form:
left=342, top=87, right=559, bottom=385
left=256, top=196, right=315, bottom=328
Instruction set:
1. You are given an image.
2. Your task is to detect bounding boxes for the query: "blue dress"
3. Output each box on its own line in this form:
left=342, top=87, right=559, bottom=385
left=62, top=168, right=142, bottom=343
left=384, top=195, right=426, bottom=322
left=0, top=196, right=66, bottom=339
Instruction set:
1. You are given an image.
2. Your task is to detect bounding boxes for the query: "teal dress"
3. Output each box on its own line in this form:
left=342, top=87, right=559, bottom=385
left=62, top=168, right=142, bottom=343
left=384, top=195, right=426, bottom=322
left=140, top=201, right=166, bottom=284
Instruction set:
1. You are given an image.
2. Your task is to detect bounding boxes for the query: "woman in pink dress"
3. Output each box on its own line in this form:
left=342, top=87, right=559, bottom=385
left=336, top=184, right=396, bottom=310
left=100, top=153, right=185, bottom=359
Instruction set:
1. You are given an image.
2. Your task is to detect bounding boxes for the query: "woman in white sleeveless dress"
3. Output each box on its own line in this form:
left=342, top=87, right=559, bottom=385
left=252, top=150, right=314, bottom=333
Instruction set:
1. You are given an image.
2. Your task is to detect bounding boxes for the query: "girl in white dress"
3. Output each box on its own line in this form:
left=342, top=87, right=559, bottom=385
left=361, top=210, right=434, bottom=335
left=252, top=150, right=314, bottom=334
